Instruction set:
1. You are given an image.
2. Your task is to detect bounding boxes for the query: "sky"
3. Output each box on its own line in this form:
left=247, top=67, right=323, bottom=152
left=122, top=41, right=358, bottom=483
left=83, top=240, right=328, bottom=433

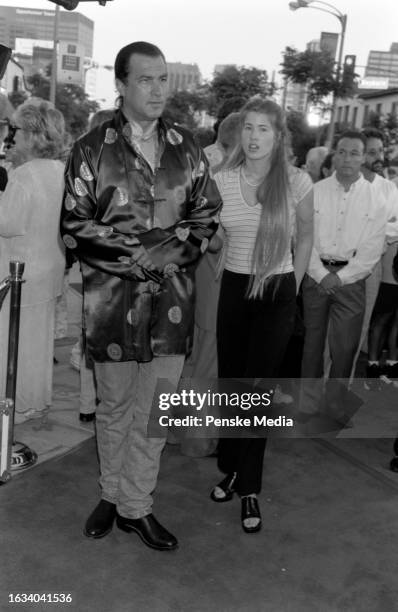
left=2, top=0, right=398, bottom=83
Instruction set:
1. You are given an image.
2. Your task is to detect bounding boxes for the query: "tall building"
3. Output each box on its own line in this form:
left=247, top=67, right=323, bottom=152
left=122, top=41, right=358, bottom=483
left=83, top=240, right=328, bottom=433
left=0, top=56, right=26, bottom=98
left=0, top=5, right=94, bottom=88
left=281, top=39, right=322, bottom=114
left=167, top=62, right=201, bottom=92
left=213, top=64, right=236, bottom=75
left=335, top=87, right=398, bottom=131
left=284, top=81, right=308, bottom=114
left=365, top=43, right=398, bottom=88
left=306, top=39, right=321, bottom=53
left=0, top=5, right=93, bottom=58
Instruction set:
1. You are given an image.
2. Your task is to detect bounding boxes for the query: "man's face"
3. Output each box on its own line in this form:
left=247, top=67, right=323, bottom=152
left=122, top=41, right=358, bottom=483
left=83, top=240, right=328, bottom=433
left=116, top=53, right=168, bottom=124
left=364, top=137, right=385, bottom=174
left=306, top=152, right=322, bottom=182
left=334, top=138, right=365, bottom=181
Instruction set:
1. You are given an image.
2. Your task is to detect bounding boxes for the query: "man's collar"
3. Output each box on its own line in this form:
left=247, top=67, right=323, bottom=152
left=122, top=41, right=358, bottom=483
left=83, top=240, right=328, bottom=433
left=116, top=110, right=168, bottom=141
left=129, top=119, right=158, bottom=142
left=332, top=171, right=365, bottom=190
left=361, top=165, right=376, bottom=182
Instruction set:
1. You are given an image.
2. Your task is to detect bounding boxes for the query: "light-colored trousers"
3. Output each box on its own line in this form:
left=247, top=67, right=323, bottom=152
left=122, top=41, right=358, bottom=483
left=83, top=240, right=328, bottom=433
left=80, top=355, right=97, bottom=415
left=94, top=356, right=184, bottom=519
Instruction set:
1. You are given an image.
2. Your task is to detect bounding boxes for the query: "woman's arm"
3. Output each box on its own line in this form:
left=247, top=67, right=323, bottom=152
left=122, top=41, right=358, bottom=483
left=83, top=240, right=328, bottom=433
left=293, top=189, right=314, bottom=292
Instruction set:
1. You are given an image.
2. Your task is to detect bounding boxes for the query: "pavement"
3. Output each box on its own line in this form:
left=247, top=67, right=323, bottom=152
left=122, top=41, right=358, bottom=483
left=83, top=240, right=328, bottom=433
left=2, top=265, right=398, bottom=612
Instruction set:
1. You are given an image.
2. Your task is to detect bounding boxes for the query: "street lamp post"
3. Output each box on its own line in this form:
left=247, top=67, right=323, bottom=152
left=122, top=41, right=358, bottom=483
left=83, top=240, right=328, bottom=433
left=289, top=0, right=347, bottom=147
left=49, top=1, right=114, bottom=106
left=50, top=4, right=60, bottom=106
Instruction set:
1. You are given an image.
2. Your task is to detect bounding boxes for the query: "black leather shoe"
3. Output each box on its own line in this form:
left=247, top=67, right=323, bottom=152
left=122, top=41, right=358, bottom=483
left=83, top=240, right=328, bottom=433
left=79, top=412, right=96, bottom=423
left=84, top=500, right=116, bottom=538
left=116, top=513, right=178, bottom=551
left=210, top=473, right=237, bottom=502
left=241, top=496, right=262, bottom=533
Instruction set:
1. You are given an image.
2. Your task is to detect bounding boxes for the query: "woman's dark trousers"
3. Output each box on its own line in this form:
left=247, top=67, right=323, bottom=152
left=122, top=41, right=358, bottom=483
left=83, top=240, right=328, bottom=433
left=216, top=270, right=297, bottom=495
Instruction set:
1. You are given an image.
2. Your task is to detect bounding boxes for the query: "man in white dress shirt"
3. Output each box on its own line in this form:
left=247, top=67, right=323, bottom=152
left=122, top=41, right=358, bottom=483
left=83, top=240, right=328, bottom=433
left=353, top=128, right=398, bottom=380
left=301, top=130, right=387, bottom=417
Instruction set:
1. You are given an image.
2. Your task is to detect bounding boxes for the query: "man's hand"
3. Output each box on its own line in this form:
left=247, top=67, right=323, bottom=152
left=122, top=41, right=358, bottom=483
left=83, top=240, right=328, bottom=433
left=320, top=272, right=342, bottom=294
left=163, top=263, right=179, bottom=278
left=207, top=232, right=223, bottom=254
left=130, top=245, right=159, bottom=271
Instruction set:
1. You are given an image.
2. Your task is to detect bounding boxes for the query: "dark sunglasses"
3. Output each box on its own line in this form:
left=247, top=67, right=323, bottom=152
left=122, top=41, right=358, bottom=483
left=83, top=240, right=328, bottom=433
left=4, top=123, right=22, bottom=148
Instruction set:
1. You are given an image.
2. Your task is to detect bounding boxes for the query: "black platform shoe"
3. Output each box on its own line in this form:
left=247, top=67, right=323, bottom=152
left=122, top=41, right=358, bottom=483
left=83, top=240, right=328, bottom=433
left=84, top=500, right=116, bottom=538
left=210, top=472, right=237, bottom=503
left=241, top=496, right=262, bottom=533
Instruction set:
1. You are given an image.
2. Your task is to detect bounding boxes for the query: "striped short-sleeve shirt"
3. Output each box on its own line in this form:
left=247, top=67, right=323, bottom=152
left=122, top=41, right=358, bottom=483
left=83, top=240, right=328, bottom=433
left=215, top=165, right=312, bottom=275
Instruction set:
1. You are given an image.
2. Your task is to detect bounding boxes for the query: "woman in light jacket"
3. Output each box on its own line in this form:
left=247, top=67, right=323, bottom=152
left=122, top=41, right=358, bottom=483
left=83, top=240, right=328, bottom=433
left=0, top=102, right=66, bottom=423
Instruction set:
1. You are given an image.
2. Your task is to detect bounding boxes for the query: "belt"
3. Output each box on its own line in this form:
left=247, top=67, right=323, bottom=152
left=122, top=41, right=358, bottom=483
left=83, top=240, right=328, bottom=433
left=321, top=258, right=349, bottom=267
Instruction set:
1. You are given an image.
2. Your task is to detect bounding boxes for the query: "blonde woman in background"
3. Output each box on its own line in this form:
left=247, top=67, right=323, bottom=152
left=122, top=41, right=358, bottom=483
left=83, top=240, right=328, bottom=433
left=0, top=103, right=66, bottom=423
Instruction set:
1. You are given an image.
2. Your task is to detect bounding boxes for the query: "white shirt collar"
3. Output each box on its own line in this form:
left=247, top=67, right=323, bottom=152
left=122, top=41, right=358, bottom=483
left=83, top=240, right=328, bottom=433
left=129, top=119, right=158, bottom=142
left=331, top=171, right=365, bottom=191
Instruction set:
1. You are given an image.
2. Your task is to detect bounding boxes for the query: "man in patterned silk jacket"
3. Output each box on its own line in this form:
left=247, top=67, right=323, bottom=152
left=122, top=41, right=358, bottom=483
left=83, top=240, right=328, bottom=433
left=60, top=42, right=221, bottom=551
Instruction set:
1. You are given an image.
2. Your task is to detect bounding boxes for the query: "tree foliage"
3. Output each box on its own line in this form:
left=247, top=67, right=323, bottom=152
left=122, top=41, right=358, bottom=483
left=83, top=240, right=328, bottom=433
left=55, top=83, right=99, bottom=138
left=148, top=64, right=278, bottom=130
left=163, top=89, right=209, bottom=129
left=281, top=46, right=357, bottom=104
left=209, top=65, right=274, bottom=119
left=25, top=73, right=99, bottom=138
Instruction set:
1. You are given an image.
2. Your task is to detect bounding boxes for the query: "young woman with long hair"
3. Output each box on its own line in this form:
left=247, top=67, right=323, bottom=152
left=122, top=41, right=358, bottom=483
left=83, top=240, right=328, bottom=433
left=212, top=96, right=314, bottom=533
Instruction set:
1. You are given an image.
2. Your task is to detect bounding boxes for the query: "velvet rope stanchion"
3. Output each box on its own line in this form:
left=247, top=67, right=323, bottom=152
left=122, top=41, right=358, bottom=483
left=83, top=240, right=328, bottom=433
left=0, top=398, right=13, bottom=482
left=0, top=261, right=37, bottom=484
left=0, top=273, right=12, bottom=483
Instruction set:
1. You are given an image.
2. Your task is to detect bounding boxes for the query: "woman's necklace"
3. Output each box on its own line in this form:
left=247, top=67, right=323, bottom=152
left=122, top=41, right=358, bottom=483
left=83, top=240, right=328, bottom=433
left=241, top=166, right=264, bottom=188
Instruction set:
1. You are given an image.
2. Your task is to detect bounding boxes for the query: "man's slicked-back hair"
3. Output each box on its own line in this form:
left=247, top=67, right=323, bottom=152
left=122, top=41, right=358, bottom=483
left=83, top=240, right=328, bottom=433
left=337, top=129, right=367, bottom=150
left=114, top=41, right=166, bottom=83
left=361, top=127, right=385, bottom=144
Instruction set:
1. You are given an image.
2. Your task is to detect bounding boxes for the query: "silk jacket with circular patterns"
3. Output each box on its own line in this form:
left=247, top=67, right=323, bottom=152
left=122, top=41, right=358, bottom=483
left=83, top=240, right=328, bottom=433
left=60, top=110, right=221, bottom=362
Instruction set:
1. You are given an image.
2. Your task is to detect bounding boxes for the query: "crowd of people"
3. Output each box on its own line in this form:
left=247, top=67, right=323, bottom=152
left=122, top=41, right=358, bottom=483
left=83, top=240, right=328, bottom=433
left=0, top=40, right=398, bottom=550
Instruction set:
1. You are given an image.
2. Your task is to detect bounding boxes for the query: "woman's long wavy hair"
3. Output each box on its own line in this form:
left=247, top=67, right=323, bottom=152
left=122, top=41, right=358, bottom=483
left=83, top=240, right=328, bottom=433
left=224, top=97, right=291, bottom=298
